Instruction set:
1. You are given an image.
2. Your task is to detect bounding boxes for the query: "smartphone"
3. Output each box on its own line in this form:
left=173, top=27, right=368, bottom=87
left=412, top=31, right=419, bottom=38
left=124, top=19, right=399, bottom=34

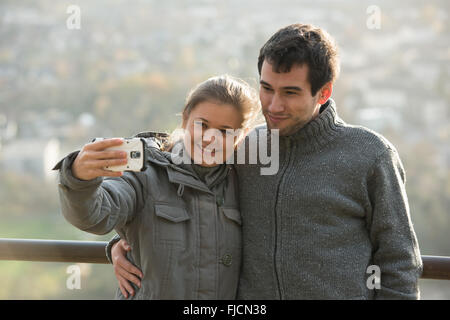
left=92, top=137, right=147, bottom=172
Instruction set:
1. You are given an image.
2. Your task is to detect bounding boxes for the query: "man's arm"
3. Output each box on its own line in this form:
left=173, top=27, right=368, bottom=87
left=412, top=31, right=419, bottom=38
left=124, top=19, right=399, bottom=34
left=367, top=146, right=423, bottom=299
left=106, top=236, right=143, bottom=298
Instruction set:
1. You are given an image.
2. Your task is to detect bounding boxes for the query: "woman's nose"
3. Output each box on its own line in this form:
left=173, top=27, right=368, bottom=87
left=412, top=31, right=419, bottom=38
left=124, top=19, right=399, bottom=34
left=203, top=133, right=215, bottom=145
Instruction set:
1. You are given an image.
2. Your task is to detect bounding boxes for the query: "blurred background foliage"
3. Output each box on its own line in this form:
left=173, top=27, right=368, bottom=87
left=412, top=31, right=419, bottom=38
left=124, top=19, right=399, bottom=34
left=0, top=0, right=448, bottom=299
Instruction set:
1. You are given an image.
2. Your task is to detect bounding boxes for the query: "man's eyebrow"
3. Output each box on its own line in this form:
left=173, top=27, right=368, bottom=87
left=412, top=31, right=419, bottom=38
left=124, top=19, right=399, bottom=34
left=283, top=86, right=302, bottom=91
left=260, top=80, right=302, bottom=91
left=260, top=80, right=272, bottom=87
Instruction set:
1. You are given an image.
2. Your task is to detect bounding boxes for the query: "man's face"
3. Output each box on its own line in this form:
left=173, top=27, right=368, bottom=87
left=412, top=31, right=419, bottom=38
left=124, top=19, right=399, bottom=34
left=259, top=60, right=322, bottom=136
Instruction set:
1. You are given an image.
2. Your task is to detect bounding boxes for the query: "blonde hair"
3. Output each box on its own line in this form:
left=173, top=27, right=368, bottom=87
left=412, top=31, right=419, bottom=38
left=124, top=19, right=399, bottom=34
left=165, top=75, right=261, bottom=151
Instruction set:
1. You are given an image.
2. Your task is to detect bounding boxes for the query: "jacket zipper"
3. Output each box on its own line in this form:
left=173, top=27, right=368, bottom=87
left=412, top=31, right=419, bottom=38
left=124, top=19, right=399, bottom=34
left=272, top=137, right=292, bottom=299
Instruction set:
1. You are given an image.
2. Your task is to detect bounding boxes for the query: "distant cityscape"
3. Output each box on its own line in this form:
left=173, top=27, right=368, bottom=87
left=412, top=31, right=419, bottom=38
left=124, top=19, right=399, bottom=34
left=0, top=0, right=448, bottom=180
left=0, top=0, right=449, bottom=300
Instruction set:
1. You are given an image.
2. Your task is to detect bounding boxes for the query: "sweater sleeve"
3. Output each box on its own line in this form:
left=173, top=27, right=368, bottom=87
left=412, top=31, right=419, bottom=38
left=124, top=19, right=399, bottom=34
left=105, top=233, right=122, bottom=264
left=56, top=152, right=147, bottom=235
left=367, top=147, right=423, bottom=299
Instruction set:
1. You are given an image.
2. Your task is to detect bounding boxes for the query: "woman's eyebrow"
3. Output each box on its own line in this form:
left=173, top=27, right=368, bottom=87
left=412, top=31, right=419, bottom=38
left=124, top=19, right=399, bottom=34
left=197, top=118, right=233, bottom=129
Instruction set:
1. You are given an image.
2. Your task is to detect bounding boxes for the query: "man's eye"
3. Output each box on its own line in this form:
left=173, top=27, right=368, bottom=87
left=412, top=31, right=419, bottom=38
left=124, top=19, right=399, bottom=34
left=286, top=91, right=297, bottom=95
left=263, top=86, right=273, bottom=92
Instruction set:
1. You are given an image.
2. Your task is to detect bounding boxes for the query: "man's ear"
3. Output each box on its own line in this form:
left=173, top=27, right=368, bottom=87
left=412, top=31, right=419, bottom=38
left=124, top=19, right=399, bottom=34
left=318, top=82, right=333, bottom=105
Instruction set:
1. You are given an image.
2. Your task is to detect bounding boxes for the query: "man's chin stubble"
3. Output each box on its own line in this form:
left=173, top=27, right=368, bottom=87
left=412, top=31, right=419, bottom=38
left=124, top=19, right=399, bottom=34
left=268, top=119, right=308, bottom=137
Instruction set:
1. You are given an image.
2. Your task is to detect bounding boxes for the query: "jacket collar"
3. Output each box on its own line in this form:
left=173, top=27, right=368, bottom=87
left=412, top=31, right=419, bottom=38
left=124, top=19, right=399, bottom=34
left=147, top=140, right=230, bottom=194
left=280, top=98, right=345, bottom=153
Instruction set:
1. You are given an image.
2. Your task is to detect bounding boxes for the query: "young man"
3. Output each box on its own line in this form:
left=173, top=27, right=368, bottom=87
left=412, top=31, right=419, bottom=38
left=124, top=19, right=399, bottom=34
left=108, top=23, right=422, bottom=299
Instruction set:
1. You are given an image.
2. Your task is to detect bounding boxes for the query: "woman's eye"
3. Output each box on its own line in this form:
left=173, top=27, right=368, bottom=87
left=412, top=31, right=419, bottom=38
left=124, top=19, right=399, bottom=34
left=194, top=121, right=207, bottom=128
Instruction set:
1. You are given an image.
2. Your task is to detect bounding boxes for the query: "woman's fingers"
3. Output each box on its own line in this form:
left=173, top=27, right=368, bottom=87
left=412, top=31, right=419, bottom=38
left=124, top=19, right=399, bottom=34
left=83, top=158, right=128, bottom=169
left=80, top=169, right=123, bottom=178
left=90, top=150, right=128, bottom=160
left=72, top=138, right=127, bottom=180
left=72, top=166, right=124, bottom=180
left=85, top=138, right=124, bottom=151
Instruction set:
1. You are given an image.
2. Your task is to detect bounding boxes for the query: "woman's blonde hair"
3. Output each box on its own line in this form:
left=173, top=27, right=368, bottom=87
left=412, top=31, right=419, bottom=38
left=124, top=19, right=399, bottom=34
left=165, top=75, right=262, bottom=151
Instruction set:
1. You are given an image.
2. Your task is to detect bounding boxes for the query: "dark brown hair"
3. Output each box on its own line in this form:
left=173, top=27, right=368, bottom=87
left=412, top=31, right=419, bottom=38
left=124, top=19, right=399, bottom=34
left=258, top=23, right=340, bottom=96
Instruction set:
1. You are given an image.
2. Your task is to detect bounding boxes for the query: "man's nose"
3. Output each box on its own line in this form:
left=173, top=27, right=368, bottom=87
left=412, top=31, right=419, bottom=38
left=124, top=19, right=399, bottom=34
left=267, top=94, right=285, bottom=114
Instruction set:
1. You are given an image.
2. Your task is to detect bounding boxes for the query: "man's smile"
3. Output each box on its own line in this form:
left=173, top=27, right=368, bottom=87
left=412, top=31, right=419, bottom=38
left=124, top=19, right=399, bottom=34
left=266, top=113, right=290, bottom=124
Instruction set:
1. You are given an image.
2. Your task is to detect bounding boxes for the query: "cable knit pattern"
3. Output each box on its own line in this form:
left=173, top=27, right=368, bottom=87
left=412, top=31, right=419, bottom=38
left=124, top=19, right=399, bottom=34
left=235, top=99, right=422, bottom=300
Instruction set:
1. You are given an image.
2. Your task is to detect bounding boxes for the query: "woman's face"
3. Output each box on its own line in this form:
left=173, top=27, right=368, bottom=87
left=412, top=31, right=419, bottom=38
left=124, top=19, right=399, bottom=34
left=183, top=101, right=244, bottom=167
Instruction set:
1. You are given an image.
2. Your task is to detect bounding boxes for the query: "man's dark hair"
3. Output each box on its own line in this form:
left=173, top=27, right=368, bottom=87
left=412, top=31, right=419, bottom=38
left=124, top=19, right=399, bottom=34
left=258, top=23, right=340, bottom=96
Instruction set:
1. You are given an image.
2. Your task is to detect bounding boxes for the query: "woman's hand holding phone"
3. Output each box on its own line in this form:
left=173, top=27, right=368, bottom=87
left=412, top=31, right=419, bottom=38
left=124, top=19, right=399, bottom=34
left=71, top=138, right=128, bottom=181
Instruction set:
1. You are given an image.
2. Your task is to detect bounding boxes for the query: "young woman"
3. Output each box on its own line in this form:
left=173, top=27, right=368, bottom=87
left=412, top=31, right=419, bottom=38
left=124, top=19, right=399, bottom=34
left=55, top=75, right=260, bottom=299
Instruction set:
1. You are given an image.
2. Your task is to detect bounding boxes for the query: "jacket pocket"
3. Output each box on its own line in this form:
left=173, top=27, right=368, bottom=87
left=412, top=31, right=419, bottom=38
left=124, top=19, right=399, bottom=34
left=153, top=204, right=190, bottom=245
left=221, top=208, right=242, bottom=226
left=220, top=207, right=242, bottom=249
left=219, top=207, right=242, bottom=298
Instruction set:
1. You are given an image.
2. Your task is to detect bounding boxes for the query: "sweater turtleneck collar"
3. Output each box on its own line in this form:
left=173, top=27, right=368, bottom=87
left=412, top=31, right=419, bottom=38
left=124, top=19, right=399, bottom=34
left=279, top=98, right=345, bottom=153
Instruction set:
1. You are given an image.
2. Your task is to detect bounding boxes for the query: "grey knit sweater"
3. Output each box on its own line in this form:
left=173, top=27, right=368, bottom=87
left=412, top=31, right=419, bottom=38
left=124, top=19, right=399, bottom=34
left=235, top=99, right=422, bottom=299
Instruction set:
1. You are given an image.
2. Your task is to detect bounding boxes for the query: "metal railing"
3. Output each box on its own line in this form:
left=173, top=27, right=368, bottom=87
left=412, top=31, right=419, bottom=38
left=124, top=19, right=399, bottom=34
left=0, top=238, right=449, bottom=280
left=0, top=238, right=108, bottom=264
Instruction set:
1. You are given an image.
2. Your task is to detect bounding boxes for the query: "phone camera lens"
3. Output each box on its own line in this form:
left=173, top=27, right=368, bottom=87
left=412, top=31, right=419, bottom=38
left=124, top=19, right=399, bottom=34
left=130, top=151, right=141, bottom=159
